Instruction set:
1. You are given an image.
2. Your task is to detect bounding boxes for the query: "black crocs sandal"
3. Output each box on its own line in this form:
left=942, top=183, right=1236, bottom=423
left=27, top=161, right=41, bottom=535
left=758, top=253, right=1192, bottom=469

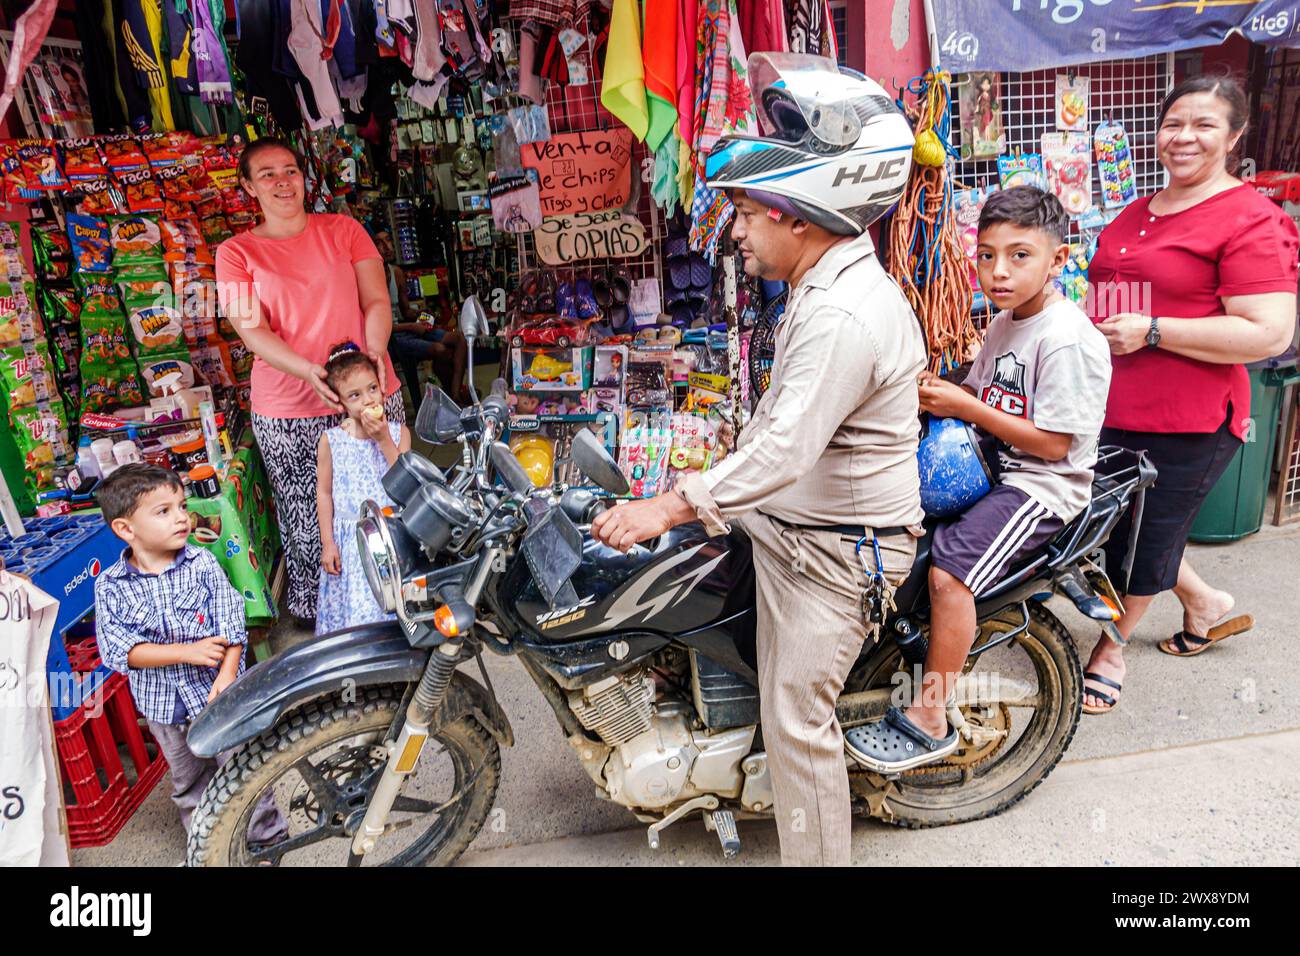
left=1082, top=670, right=1122, bottom=715
left=844, top=706, right=959, bottom=773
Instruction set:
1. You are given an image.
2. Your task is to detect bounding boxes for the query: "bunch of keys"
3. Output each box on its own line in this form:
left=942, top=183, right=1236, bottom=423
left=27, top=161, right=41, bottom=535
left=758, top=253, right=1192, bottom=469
left=855, top=535, right=897, bottom=640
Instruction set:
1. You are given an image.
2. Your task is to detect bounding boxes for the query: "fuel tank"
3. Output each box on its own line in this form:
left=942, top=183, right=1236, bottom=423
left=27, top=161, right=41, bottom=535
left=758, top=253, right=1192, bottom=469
left=494, top=523, right=757, bottom=688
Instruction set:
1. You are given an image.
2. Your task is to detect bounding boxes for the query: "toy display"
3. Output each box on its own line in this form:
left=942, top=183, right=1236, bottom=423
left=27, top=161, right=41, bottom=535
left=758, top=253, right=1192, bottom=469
left=997, top=153, right=1048, bottom=191
left=1041, top=132, right=1093, bottom=217
left=958, top=72, right=1005, bottom=160
left=1095, top=121, right=1137, bottom=209
left=1055, top=74, right=1090, bottom=132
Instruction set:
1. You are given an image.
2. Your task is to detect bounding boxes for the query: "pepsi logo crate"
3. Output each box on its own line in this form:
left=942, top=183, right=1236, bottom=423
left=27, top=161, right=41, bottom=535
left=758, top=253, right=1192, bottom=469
left=1, top=515, right=124, bottom=720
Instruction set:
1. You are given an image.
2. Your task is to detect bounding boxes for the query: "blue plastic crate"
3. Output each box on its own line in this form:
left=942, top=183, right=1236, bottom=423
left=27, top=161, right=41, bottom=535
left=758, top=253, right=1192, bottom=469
left=27, top=517, right=125, bottom=720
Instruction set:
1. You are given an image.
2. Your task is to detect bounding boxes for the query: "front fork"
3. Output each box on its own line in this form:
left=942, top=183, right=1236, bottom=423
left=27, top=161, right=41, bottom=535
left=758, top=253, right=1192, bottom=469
left=349, top=546, right=500, bottom=860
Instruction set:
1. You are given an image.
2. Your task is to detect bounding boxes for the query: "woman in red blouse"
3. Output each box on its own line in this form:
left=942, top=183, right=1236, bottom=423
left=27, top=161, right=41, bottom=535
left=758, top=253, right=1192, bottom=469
left=1083, top=76, right=1298, bottom=714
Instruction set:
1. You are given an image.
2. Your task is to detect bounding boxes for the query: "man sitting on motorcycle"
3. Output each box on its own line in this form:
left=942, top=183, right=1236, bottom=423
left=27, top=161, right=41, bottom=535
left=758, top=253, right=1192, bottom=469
left=843, top=186, right=1112, bottom=772
left=593, top=52, right=922, bottom=866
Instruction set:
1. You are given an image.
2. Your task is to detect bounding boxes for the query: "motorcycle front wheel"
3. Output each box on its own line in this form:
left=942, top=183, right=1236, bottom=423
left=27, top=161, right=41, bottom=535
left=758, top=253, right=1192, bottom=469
left=187, top=679, right=501, bottom=867
left=846, top=602, right=1083, bottom=828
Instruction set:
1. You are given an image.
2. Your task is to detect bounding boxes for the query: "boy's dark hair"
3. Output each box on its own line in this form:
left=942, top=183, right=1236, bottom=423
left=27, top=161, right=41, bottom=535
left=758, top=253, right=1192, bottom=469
left=323, top=340, right=379, bottom=392
left=96, top=463, right=183, bottom=523
left=978, top=186, right=1069, bottom=245
left=237, top=137, right=302, bottom=184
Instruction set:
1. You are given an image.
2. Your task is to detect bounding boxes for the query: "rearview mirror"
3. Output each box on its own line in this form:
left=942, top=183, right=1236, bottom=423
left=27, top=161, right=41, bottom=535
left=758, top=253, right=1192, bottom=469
left=414, top=384, right=464, bottom=444
left=571, top=428, right=628, bottom=495
left=460, top=295, right=490, bottom=340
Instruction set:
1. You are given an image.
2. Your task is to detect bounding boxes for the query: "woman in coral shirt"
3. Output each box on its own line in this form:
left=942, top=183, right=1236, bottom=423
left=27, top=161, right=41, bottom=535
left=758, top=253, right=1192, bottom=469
left=1084, top=76, right=1298, bottom=714
left=216, top=139, right=401, bottom=625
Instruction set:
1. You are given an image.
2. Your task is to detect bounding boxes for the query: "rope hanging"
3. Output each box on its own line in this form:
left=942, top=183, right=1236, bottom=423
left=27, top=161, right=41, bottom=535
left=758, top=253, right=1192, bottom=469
left=886, top=70, right=979, bottom=375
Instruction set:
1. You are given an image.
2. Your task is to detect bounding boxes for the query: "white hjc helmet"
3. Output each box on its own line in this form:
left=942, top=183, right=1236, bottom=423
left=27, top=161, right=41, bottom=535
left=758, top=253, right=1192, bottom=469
left=705, top=52, right=914, bottom=235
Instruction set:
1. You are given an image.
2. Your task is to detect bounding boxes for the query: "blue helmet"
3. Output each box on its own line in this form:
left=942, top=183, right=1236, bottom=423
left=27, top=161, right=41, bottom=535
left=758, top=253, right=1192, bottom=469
left=917, top=415, right=995, bottom=518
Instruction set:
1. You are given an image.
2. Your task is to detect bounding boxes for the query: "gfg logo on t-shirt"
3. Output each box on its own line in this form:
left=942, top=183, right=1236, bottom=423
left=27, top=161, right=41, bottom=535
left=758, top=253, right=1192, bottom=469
left=63, top=558, right=101, bottom=596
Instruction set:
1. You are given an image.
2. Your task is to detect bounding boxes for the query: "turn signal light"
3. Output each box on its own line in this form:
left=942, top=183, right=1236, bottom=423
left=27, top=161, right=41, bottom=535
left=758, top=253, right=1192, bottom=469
left=433, top=604, right=460, bottom=638
left=1099, top=594, right=1121, bottom=621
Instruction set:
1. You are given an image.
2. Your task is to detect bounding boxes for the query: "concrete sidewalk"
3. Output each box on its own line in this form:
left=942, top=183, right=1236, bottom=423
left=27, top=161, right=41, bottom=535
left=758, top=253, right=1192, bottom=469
left=72, top=520, right=1300, bottom=867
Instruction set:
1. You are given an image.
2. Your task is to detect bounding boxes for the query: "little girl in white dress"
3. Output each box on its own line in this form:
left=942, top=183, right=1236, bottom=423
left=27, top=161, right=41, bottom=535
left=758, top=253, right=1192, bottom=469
left=315, top=342, right=411, bottom=634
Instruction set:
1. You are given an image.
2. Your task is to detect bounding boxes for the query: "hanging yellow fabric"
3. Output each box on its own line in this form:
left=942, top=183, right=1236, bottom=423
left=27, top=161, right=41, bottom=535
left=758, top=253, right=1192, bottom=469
left=600, top=0, right=649, bottom=141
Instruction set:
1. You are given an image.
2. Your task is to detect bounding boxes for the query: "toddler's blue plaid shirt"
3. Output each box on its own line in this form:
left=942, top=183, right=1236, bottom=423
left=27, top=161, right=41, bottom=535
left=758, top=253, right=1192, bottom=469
left=94, top=544, right=247, bottom=724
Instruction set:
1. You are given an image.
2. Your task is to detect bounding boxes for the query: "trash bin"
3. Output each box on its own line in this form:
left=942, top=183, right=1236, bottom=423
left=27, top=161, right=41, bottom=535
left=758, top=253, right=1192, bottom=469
left=1189, top=351, right=1300, bottom=543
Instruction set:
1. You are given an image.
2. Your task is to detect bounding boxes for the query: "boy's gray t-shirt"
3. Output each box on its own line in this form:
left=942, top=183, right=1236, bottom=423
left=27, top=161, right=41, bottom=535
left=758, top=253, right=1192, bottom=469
left=963, top=297, right=1112, bottom=519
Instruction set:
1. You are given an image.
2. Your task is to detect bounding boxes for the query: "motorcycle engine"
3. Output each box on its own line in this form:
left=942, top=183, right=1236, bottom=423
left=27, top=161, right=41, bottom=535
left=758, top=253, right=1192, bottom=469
left=567, top=662, right=761, bottom=811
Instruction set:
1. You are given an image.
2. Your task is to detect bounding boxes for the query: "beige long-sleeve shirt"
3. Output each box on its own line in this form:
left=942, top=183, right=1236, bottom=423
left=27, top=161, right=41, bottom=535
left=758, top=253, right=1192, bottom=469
left=679, top=231, right=926, bottom=535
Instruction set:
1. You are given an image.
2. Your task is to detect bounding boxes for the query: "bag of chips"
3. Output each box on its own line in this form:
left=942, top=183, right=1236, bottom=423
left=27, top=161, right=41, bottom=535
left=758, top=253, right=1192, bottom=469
left=199, top=214, right=233, bottom=246
left=0, top=278, right=44, bottom=345
left=123, top=285, right=184, bottom=356
left=39, top=284, right=80, bottom=328
left=13, top=138, right=68, bottom=191
left=101, top=133, right=147, bottom=171
left=79, top=312, right=133, bottom=366
left=176, top=278, right=219, bottom=343
left=113, top=166, right=164, bottom=213
left=160, top=217, right=213, bottom=261
left=29, top=224, right=72, bottom=279
left=78, top=360, right=143, bottom=413
left=67, top=213, right=112, bottom=273
left=139, top=131, right=186, bottom=167
left=69, top=174, right=119, bottom=215
left=154, top=162, right=200, bottom=202
left=75, top=274, right=124, bottom=320
left=60, top=138, right=107, bottom=177
left=10, top=400, right=71, bottom=471
left=0, top=341, right=59, bottom=407
left=115, top=262, right=169, bottom=285
left=138, top=349, right=196, bottom=396
left=190, top=340, right=236, bottom=388
left=108, top=214, right=163, bottom=264
left=225, top=337, right=254, bottom=377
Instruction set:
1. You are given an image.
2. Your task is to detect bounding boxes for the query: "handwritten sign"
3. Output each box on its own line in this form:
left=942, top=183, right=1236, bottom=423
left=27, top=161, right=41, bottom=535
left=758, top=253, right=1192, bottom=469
left=535, top=210, right=648, bottom=265
left=521, top=128, right=633, bottom=216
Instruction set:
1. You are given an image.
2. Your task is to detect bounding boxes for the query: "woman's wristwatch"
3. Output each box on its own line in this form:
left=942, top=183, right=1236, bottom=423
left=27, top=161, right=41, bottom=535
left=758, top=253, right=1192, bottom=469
left=1145, top=316, right=1161, bottom=349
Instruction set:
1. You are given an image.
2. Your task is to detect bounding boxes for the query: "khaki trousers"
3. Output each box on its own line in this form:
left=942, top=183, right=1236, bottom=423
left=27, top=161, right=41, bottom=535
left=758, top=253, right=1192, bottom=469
left=739, top=511, right=916, bottom=866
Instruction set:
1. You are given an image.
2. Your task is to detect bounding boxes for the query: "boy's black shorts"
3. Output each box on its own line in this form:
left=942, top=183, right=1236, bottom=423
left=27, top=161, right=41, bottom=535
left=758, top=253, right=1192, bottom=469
left=931, top=485, right=1065, bottom=597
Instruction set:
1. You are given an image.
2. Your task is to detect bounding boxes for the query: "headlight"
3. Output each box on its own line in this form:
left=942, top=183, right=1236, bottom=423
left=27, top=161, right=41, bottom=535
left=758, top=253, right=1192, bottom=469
left=356, top=499, right=420, bottom=612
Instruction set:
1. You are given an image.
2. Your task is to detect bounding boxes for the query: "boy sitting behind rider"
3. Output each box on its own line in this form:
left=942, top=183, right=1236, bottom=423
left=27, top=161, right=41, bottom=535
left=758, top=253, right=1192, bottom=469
left=845, top=186, right=1112, bottom=771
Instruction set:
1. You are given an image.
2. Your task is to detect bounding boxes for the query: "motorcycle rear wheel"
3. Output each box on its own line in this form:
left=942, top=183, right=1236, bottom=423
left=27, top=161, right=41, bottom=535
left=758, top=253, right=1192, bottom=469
left=187, top=681, right=501, bottom=867
left=847, top=602, right=1082, bottom=828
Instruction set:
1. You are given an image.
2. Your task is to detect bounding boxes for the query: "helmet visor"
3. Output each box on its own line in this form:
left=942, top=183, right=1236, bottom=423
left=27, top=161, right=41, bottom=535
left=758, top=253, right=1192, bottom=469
left=749, top=52, right=862, bottom=149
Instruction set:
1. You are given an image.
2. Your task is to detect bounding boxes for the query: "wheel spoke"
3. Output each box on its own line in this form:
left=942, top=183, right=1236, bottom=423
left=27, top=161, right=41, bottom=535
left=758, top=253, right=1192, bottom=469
left=248, top=823, right=338, bottom=865
left=293, top=756, right=345, bottom=816
left=391, top=795, right=440, bottom=814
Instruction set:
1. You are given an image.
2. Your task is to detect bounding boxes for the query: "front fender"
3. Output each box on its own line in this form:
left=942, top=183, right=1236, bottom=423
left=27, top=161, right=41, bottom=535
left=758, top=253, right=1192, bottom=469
left=189, top=623, right=424, bottom=757
left=189, top=623, right=514, bottom=757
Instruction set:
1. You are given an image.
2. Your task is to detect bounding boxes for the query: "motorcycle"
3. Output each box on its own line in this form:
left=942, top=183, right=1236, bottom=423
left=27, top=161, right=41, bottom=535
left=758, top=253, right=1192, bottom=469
left=186, top=299, right=1155, bottom=866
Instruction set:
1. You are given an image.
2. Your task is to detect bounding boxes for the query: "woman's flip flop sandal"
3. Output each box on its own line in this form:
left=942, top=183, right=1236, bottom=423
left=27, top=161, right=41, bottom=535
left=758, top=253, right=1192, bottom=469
left=1159, top=614, right=1254, bottom=657
left=844, top=706, right=959, bottom=773
left=1082, top=671, right=1122, bottom=715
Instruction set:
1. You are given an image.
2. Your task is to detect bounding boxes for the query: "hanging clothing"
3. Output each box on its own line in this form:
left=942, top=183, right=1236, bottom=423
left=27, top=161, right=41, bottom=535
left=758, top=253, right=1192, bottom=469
left=689, top=0, right=755, bottom=259
left=643, top=0, right=679, bottom=152
left=410, top=0, right=448, bottom=83
left=236, top=0, right=306, bottom=130
left=192, top=0, right=235, bottom=104
left=506, top=0, right=579, bottom=29
left=164, top=1, right=198, bottom=95
left=600, top=0, right=648, bottom=141
left=736, top=0, right=785, bottom=55
left=288, top=0, right=345, bottom=128
left=73, top=0, right=127, bottom=131
left=652, top=127, right=680, bottom=216
left=675, top=0, right=697, bottom=142
left=787, top=0, right=835, bottom=59
left=121, top=0, right=176, bottom=129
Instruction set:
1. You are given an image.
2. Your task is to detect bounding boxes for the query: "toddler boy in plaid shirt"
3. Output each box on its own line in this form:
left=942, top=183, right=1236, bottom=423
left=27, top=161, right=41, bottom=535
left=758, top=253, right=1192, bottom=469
left=94, top=463, right=286, bottom=846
